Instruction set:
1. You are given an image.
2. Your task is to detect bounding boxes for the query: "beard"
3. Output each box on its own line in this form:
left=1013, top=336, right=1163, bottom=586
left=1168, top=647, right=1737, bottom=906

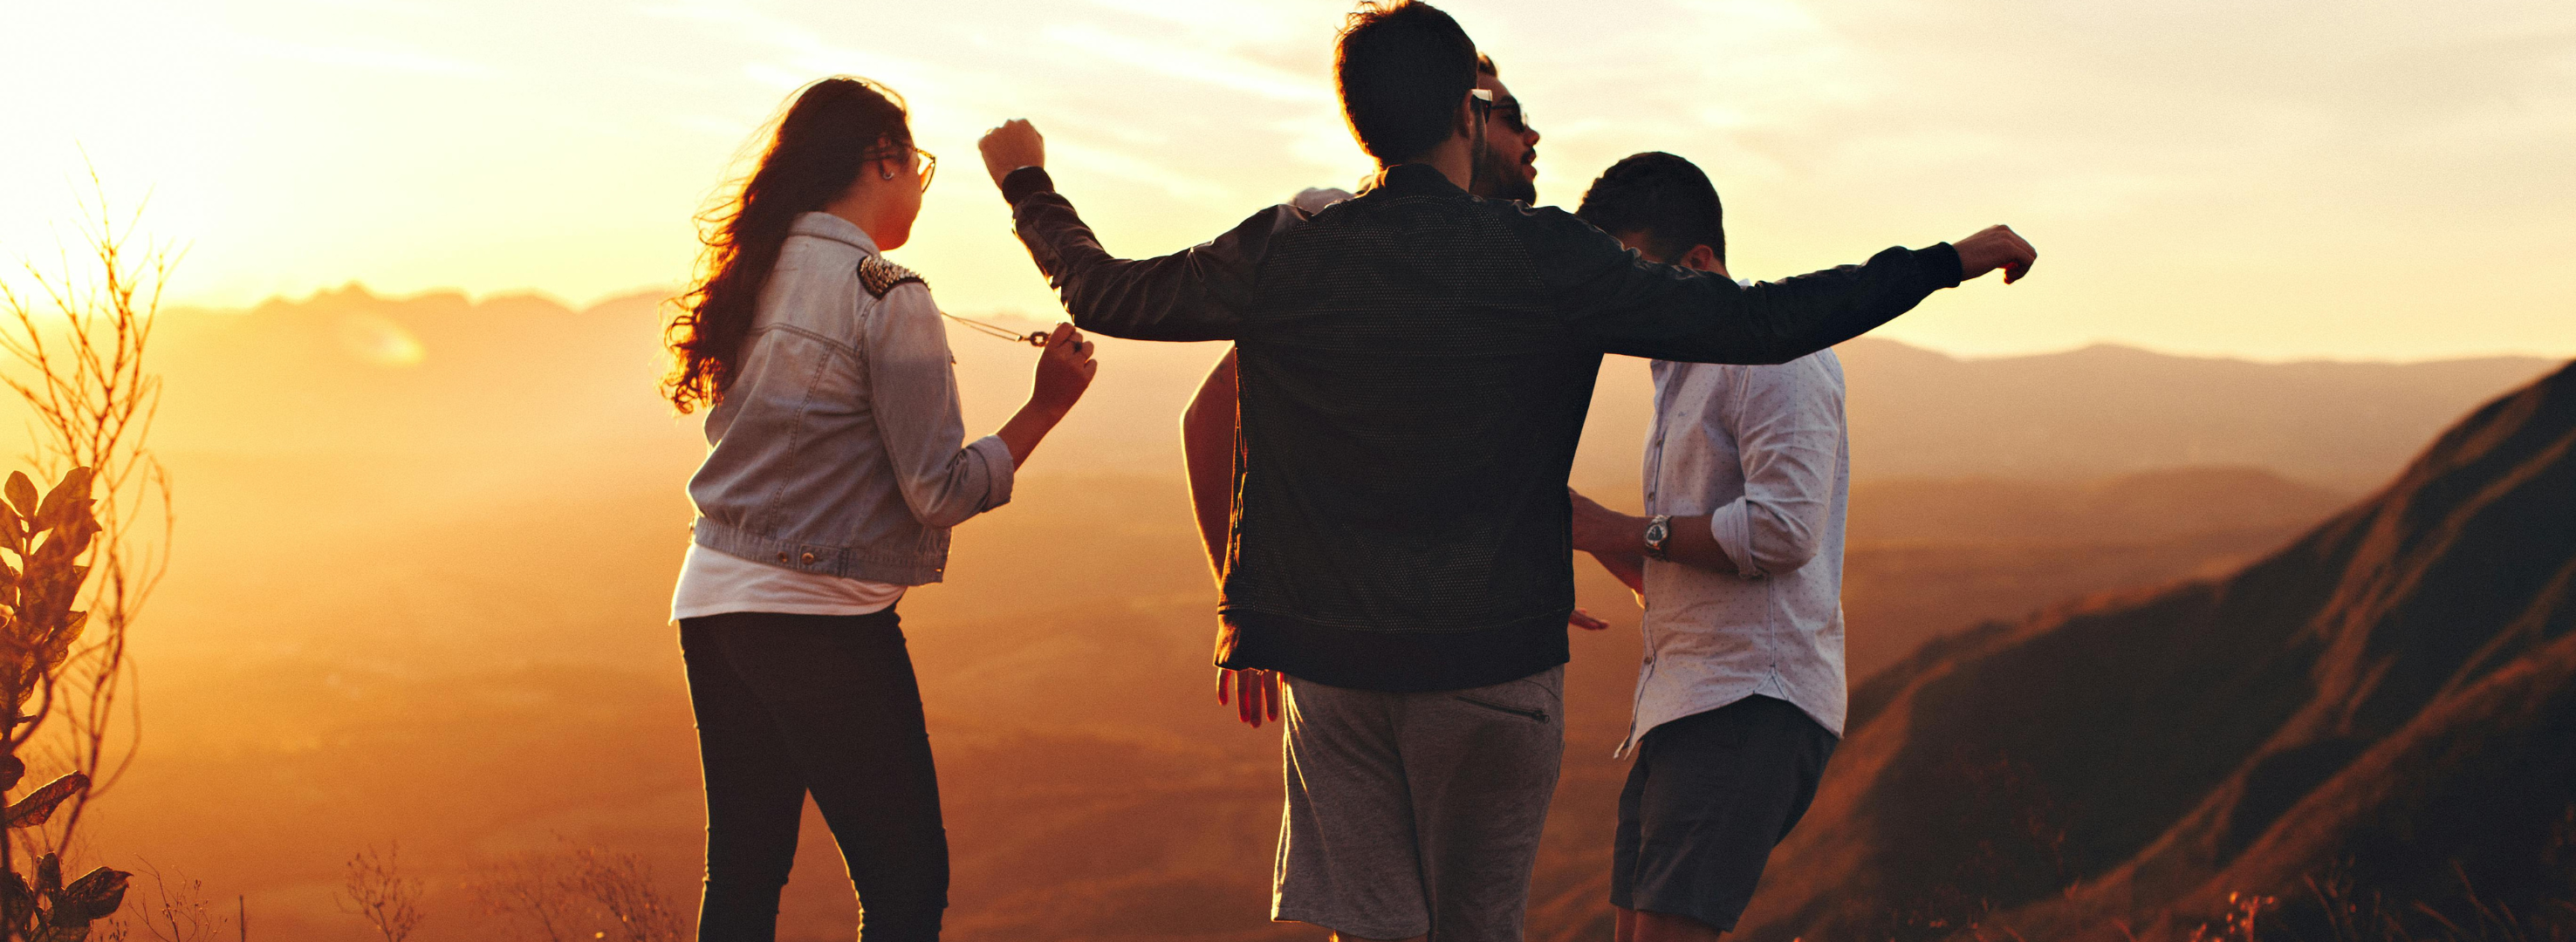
left=1472, top=138, right=1538, bottom=203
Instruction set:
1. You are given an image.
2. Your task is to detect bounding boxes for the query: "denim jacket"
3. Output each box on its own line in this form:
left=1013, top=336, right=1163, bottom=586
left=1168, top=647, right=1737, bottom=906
left=688, top=212, right=1015, bottom=585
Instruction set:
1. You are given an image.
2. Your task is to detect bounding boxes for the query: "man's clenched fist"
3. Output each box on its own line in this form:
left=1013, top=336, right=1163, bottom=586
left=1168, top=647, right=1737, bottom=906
left=1954, top=224, right=2038, bottom=283
left=979, top=119, right=1046, bottom=189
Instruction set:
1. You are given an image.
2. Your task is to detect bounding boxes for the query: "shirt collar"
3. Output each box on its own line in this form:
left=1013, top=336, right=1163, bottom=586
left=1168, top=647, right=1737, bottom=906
left=1368, top=163, right=1467, bottom=198
left=790, top=211, right=881, bottom=255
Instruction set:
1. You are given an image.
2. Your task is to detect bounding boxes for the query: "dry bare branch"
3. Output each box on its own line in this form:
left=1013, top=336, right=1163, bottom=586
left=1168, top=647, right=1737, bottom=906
left=567, top=846, right=680, bottom=942
left=0, top=169, right=168, bottom=940
left=340, top=844, right=423, bottom=942
left=468, top=852, right=589, bottom=942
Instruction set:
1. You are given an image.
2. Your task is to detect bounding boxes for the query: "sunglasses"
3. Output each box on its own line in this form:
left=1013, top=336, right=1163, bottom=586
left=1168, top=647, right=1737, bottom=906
left=1468, top=89, right=1531, bottom=135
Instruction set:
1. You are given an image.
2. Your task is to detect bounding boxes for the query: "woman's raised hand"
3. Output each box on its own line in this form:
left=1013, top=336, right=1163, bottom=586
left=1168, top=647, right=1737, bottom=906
left=1031, top=322, right=1096, bottom=417
left=994, top=323, right=1095, bottom=468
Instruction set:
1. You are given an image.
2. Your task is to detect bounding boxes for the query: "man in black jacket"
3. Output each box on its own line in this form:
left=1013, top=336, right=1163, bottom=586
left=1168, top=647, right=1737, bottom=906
left=979, top=3, right=2033, bottom=939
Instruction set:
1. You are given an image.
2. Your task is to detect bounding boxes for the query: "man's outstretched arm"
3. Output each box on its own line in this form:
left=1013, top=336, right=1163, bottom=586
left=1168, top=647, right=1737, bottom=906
left=1529, top=202, right=2037, bottom=365
left=981, top=119, right=1292, bottom=343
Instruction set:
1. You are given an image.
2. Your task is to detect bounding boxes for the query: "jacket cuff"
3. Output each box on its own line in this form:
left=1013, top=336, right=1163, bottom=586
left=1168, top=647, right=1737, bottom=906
left=1000, top=166, right=1055, bottom=207
left=968, top=434, right=1017, bottom=509
left=1708, top=500, right=1761, bottom=578
left=1919, top=242, right=1963, bottom=290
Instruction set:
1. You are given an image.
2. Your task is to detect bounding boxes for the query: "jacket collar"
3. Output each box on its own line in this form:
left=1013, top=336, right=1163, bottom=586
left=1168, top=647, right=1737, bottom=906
left=1369, top=162, right=1468, bottom=198
left=790, top=211, right=882, bottom=255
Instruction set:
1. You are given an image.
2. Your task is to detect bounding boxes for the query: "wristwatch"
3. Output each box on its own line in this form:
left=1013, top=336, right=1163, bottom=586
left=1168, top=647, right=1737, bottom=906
left=1643, top=515, right=1673, bottom=562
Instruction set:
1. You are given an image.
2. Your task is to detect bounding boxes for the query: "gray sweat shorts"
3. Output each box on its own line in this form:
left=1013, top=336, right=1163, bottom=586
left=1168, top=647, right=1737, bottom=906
left=1273, top=666, right=1565, bottom=942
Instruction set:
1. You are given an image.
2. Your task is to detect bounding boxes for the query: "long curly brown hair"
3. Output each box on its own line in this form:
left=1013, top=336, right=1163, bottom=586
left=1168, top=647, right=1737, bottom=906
left=664, top=77, right=910, bottom=413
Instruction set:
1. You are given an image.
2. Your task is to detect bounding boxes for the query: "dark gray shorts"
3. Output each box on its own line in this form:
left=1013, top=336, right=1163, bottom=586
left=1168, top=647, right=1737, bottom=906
left=1611, top=694, right=1838, bottom=932
left=1274, top=666, right=1565, bottom=942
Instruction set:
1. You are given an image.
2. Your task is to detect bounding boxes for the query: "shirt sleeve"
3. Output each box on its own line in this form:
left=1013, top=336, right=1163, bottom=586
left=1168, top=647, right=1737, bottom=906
left=1006, top=167, right=1301, bottom=342
left=1706, top=360, right=1845, bottom=577
left=861, top=282, right=1015, bottom=528
left=1515, top=202, right=1962, bottom=364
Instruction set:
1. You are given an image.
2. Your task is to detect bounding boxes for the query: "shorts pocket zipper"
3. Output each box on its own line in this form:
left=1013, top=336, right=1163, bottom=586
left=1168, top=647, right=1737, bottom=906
left=1453, top=694, right=1549, bottom=724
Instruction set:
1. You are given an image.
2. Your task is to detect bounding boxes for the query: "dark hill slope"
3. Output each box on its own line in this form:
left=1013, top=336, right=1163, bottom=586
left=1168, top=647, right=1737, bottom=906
left=1730, top=360, right=2576, bottom=942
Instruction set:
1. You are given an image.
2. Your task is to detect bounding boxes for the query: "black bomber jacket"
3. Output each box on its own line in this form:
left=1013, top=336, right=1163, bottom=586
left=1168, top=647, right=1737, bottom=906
left=1004, top=163, right=1961, bottom=693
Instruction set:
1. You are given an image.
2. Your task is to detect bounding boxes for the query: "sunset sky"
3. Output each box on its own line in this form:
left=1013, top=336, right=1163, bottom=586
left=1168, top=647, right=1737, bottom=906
left=3, top=0, right=2570, bottom=360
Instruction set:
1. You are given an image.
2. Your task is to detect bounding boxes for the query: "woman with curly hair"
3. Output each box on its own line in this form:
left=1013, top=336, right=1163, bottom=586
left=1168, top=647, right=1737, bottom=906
left=664, top=76, right=1095, bottom=942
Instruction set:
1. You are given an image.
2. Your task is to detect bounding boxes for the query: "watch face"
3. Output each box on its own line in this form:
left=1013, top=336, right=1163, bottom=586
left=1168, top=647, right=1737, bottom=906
left=1645, top=518, right=1670, bottom=544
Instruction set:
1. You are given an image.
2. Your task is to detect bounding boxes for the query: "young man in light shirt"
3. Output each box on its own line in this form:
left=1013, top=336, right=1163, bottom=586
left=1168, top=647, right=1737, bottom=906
left=1567, top=152, right=1854, bottom=942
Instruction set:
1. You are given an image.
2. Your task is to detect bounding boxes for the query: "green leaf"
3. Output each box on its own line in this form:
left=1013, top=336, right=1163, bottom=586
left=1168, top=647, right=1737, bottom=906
left=3, top=474, right=33, bottom=522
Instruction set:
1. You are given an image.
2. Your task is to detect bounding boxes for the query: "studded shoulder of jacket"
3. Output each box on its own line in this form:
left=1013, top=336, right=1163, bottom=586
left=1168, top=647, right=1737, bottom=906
left=858, top=256, right=925, bottom=298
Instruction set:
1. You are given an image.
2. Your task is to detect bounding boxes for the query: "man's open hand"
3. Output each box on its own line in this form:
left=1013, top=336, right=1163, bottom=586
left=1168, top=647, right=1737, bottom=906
left=1954, top=225, right=2038, bottom=283
left=979, top=119, right=1046, bottom=189
left=1568, top=488, right=1641, bottom=555
left=1216, top=667, right=1282, bottom=729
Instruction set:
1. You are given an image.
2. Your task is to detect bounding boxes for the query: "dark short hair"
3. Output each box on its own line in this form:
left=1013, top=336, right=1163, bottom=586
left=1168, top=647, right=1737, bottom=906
left=1336, top=2, right=1479, bottom=165
left=1476, top=52, right=1497, bottom=77
left=1577, top=152, right=1726, bottom=266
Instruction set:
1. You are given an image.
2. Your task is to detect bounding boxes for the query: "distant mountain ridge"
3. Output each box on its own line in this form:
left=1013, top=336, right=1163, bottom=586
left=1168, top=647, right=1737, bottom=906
left=1847, top=466, right=2348, bottom=549
left=1714, top=360, right=2576, bottom=942
left=1837, top=339, right=2558, bottom=488
left=155, top=285, right=2557, bottom=492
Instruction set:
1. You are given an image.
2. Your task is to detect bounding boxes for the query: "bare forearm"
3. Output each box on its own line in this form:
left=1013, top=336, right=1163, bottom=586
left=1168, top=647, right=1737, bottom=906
left=1661, top=514, right=1738, bottom=573
left=1574, top=509, right=1736, bottom=575
left=994, top=324, right=1096, bottom=469
left=996, top=399, right=1072, bottom=468
left=1588, top=549, right=1647, bottom=596
left=1182, top=350, right=1241, bottom=582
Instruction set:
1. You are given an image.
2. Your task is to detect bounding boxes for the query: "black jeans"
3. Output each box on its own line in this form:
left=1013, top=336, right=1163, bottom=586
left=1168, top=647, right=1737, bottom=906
left=680, top=610, right=946, bottom=942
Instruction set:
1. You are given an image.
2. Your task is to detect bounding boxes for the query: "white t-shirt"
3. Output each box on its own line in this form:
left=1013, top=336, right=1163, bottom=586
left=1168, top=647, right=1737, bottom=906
left=669, top=543, right=907, bottom=622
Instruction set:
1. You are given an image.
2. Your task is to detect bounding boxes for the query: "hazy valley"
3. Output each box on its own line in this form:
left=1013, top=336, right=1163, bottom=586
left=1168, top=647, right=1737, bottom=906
left=56, top=285, right=2560, bottom=940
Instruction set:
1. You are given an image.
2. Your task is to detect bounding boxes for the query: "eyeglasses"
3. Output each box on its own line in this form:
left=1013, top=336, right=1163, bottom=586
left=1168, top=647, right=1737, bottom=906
left=868, top=146, right=937, bottom=192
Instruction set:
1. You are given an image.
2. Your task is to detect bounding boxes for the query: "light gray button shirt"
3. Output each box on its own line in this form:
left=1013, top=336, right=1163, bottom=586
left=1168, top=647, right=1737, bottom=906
left=1620, top=349, right=1850, bottom=756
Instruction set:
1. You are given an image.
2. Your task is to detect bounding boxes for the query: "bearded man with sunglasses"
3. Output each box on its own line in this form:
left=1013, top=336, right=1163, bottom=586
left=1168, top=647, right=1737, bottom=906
left=981, top=3, right=2034, bottom=939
